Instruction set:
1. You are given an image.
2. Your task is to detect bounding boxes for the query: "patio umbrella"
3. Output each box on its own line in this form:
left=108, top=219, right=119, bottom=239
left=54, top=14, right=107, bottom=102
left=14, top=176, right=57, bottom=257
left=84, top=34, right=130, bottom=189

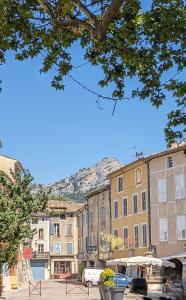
left=125, top=256, right=175, bottom=268
left=106, top=256, right=175, bottom=268
left=106, top=258, right=129, bottom=266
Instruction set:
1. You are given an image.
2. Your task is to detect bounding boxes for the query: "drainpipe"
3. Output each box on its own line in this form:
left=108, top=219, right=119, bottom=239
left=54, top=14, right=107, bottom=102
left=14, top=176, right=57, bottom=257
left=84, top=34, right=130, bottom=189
left=147, top=162, right=152, bottom=251
left=87, top=200, right=89, bottom=267
left=97, top=194, right=100, bottom=266
left=109, top=185, right=112, bottom=258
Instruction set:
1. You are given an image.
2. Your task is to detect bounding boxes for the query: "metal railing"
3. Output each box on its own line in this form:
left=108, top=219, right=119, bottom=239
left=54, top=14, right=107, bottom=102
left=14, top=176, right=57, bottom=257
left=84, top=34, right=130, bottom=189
left=32, top=251, right=50, bottom=259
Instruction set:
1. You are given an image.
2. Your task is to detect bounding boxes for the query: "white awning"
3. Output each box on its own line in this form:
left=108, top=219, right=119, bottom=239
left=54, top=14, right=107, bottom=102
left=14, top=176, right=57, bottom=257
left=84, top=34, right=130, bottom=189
left=106, top=258, right=128, bottom=266
left=106, top=256, right=175, bottom=268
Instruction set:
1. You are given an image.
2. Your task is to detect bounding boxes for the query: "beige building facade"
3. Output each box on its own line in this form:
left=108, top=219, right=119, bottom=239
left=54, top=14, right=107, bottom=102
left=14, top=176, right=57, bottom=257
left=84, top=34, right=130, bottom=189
left=109, top=159, right=149, bottom=260
left=30, top=214, right=50, bottom=280
left=49, top=200, right=82, bottom=279
left=149, top=142, right=186, bottom=285
left=87, top=185, right=111, bottom=267
left=76, top=205, right=88, bottom=269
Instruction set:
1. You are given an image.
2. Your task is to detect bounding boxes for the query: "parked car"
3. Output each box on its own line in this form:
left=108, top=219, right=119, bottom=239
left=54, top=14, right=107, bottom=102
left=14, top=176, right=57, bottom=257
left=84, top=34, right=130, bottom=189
left=113, top=273, right=133, bottom=287
left=82, top=268, right=104, bottom=287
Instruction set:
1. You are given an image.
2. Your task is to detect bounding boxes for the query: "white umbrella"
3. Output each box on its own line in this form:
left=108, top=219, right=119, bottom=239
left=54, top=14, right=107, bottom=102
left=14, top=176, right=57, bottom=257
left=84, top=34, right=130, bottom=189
left=106, top=256, right=175, bottom=268
left=106, top=258, right=128, bottom=266
left=126, top=256, right=175, bottom=268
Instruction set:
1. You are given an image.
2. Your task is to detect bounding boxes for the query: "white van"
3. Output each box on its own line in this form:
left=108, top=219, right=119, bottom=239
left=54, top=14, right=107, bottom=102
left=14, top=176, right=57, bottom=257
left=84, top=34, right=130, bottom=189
left=82, top=268, right=104, bottom=286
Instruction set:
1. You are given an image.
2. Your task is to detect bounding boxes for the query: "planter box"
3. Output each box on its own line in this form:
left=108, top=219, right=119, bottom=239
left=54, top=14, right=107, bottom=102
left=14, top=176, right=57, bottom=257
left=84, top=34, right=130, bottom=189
left=102, top=285, right=111, bottom=300
left=109, top=287, right=125, bottom=300
left=98, top=282, right=104, bottom=300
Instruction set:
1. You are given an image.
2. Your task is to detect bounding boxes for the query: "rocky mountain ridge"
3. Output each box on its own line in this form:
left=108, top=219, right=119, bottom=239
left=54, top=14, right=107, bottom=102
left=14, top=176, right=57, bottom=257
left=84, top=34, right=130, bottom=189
left=33, top=157, right=123, bottom=202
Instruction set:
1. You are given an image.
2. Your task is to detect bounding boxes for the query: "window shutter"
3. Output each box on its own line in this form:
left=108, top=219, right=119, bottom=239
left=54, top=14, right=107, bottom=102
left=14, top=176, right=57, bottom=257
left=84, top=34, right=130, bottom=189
left=175, top=174, right=185, bottom=200
left=158, top=179, right=167, bottom=203
left=159, top=218, right=168, bottom=241
left=54, top=243, right=61, bottom=254
left=50, top=223, right=55, bottom=235
left=177, top=216, right=186, bottom=240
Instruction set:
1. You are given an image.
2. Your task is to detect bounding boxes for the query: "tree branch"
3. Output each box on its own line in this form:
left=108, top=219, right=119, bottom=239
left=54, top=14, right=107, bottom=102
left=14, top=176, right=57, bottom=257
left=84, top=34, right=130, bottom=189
left=95, top=0, right=125, bottom=40
left=58, top=18, right=93, bottom=34
left=74, top=0, right=98, bottom=25
left=37, top=0, right=53, bottom=15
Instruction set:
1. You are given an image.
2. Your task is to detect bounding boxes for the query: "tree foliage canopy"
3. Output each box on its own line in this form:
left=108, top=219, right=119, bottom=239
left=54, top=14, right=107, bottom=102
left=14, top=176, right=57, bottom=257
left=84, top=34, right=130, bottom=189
left=0, top=0, right=185, bottom=145
left=0, top=171, right=48, bottom=266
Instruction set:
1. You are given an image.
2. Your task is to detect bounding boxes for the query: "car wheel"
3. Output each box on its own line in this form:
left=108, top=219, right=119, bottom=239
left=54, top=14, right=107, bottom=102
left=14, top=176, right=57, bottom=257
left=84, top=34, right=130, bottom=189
left=86, top=281, right=93, bottom=287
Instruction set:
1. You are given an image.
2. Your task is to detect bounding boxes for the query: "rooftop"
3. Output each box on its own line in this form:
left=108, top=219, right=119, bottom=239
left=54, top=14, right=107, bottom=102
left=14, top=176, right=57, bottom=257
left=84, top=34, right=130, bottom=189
left=48, top=200, right=84, bottom=213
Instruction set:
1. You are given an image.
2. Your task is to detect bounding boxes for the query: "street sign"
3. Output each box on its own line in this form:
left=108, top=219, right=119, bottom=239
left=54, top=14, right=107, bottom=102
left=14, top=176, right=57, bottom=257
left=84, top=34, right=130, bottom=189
left=87, top=246, right=97, bottom=252
left=23, top=247, right=32, bottom=259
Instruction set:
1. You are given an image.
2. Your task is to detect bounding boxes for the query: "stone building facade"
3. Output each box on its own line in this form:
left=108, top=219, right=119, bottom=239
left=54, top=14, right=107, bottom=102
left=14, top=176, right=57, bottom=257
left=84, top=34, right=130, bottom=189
left=87, top=185, right=111, bottom=267
left=149, top=142, right=186, bottom=286
left=109, top=159, right=149, bottom=259
left=49, top=200, right=82, bottom=279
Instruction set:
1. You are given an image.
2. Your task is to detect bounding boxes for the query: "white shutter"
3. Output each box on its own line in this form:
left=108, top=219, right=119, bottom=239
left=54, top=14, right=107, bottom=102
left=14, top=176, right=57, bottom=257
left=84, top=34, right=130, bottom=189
left=177, top=216, right=186, bottom=240
left=159, top=218, right=168, bottom=241
left=158, top=179, right=167, bottom=203
left=175, top=174, right=185, bottom=200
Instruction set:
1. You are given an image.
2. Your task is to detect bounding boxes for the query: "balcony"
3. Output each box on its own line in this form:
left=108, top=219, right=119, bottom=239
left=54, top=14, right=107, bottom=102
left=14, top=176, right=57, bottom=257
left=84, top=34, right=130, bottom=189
left=32, top=251, right=50, bottom=259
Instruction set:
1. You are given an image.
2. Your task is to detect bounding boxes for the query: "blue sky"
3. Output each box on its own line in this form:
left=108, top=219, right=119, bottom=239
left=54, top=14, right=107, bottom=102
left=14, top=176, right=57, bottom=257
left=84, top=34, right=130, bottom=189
left=0, top=38, right=180, bottom=184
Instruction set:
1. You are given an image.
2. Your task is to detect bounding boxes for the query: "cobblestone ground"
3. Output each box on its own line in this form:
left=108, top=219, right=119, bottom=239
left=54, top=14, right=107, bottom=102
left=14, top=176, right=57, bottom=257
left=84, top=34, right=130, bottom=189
left=3, top=280, right=101, bottom=300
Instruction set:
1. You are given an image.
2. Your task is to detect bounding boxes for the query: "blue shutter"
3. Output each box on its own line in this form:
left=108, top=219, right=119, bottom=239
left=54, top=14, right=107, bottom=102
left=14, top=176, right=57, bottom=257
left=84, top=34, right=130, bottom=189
left=50, top=223, right=54, bottom=235
left=54, top=243, right=61, bottom=254
left=67, top=243, right=73, bottom=254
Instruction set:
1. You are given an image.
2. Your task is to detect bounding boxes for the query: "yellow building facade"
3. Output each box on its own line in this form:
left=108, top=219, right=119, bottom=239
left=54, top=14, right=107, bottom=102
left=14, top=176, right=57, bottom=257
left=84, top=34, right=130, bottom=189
left=109, top=159, right=149, bottom=259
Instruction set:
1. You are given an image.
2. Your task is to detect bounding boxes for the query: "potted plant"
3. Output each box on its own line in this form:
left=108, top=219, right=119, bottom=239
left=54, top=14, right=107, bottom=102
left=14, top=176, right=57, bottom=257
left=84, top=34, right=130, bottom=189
left=99, top=268, right=115, bottom=300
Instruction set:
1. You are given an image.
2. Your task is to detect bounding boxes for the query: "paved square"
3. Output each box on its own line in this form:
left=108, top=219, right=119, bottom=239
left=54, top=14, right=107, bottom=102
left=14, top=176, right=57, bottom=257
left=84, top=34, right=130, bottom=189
left=4, top=280, right=100, bottom=300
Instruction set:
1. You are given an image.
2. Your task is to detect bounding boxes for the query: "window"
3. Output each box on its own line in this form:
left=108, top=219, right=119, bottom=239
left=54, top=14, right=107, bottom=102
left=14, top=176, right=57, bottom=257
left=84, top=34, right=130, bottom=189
left=159, top=218, right=168, bottom=241
left=100, top=207, right=106, bottom=224
left=66, top=224, right=73, bottom=235
left=134, top=225, right=139, bottom=247
left=175, top=174, right=185, bottom=200
left=135, top=168, right=143, bottom=185
left=123, top=198, right=128, bottom=216
left=177, top=216, right=186, bottom=240
left=133, top=194, right=138, bottom=213
left=38, top=244, right=44, bottom=252
left=39, top=228, right=44, bottom=239
left=66, top=243, right=73, bottom=255
left=77, top=216, right=80, bottom=228
left=32, top=218, right=38, bottom=224
left=90, top=211, right=93, bottom=225
left=158, top=178, right=167, bottom=203
left=86, top=212, right=88, bottom=224
left=54, top=243, right=61, bottom=255
left=118, top=177, right=124, bottom=192
left=114, top=201, right=118, bottom=218
left=54, top=223, right=60, bottom=236
left=113, top=229, right=118, bottom=238
left=54, top=261, right=71, bottom=274
left=123, top=227, right=128, bottom=247
left=141, top=191, right=146, bottom=210
left=60, top=213, right=65, bottom=220
left=167, top=156, right=173, bottom=168
left=142, top=224, right=147, bottom=246
left=83, top=213, right=86, bottom=225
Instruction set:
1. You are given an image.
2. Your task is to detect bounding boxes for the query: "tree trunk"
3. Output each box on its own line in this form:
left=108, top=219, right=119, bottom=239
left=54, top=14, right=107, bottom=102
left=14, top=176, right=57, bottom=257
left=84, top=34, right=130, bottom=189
left=0, top=264, right=3, bottom=296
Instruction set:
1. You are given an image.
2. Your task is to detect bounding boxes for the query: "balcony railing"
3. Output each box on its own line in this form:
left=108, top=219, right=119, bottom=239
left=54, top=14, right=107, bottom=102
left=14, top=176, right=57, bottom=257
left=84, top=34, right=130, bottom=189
left=32, top=251, right=50, bottom=259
